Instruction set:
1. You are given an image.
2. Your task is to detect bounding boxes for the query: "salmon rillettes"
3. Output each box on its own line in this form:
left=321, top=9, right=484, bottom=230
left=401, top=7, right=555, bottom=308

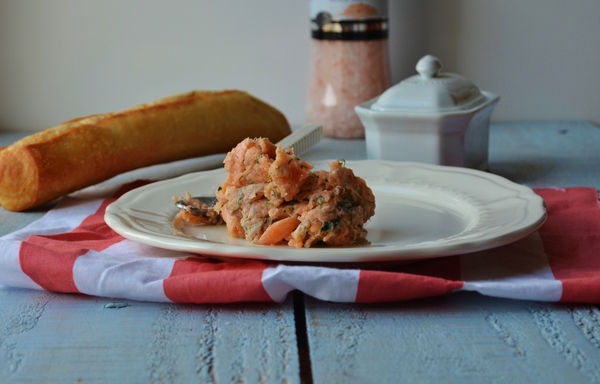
left=176, top=138, right=376, bottom=248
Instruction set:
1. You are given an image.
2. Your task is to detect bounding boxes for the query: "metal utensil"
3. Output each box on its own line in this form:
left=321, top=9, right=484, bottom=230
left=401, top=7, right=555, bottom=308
left=174, top=124, right=323, bottom=215
left=174, top=196, right=218, bottom=214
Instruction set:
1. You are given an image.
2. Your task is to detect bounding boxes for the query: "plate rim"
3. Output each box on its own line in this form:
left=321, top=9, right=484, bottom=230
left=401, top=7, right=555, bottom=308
left=104, top=160, right=547, bottom=263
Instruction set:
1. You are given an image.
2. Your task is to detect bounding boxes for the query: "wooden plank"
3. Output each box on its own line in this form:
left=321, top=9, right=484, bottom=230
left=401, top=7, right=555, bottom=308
left=489, top=121, right=600, bottom=188
left=304, top=292, right=600, bottom=383
left=0, top=288, right=301, bottom=383
left=0, top=130, right=303, bottom=383
left=304, top=121, right=600, bottom=383
left=3, top=121, right=600, bottom=383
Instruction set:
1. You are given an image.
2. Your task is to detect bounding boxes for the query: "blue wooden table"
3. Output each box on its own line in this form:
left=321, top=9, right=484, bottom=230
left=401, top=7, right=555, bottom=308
left=1, top=121, right=600, bottom=383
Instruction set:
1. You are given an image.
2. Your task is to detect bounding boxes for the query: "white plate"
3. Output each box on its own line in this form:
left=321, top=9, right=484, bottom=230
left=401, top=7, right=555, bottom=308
left=104, top=160, right=546, bottom=263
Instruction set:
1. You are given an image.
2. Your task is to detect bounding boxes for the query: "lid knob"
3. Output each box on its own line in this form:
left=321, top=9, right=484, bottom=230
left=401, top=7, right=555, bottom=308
left=416, top=55, right=442, bottom=79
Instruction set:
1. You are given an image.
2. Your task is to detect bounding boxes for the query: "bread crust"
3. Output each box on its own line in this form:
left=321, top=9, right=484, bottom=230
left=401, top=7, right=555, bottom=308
left=0, top=90, right=291, bottom=211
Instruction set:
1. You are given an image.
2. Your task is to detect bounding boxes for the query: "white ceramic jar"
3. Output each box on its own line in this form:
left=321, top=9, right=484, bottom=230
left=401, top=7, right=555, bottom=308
left=355, top=55, right=499, bottom=170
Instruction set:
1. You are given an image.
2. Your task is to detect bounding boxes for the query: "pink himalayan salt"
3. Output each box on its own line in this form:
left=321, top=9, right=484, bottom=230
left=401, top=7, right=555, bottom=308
left=306, top=39, right=391, bottom=139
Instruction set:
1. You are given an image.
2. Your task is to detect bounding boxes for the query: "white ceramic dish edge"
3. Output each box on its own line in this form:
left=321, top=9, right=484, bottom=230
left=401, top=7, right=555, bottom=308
left=104, top=160, right=546, bottom=263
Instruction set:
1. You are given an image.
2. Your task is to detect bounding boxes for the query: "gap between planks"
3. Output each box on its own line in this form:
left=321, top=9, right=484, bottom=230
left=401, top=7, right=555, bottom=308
left=293, top=291, right=314, bottom=384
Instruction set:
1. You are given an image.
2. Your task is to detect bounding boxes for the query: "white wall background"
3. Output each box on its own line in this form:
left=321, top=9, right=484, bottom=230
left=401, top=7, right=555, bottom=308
left=1, top=0, right=599, bottom=133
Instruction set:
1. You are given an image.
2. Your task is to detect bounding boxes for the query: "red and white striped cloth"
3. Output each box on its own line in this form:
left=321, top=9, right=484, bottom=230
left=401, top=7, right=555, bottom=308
left=1, top=182, right=599, bottom=304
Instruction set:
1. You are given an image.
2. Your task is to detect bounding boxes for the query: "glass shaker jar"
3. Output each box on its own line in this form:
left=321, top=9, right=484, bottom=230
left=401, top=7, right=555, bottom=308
left=306, top=0, right=391, bottom=139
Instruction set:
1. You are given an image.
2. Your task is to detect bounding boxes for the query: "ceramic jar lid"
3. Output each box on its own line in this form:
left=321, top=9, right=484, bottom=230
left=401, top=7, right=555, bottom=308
left=371, top=55, right=486, bottom=113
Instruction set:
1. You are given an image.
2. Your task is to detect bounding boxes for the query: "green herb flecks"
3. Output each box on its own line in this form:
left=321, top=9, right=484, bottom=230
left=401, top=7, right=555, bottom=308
left=321, top=219, right=340, bottom=233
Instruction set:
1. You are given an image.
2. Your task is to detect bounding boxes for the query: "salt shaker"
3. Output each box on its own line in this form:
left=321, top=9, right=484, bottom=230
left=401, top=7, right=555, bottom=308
left=306, top=0, right=391, bottom=139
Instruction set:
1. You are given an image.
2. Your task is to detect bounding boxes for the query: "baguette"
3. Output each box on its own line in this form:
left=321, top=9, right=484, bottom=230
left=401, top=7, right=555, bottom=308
left=0, top=90, right=291, bottom=211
